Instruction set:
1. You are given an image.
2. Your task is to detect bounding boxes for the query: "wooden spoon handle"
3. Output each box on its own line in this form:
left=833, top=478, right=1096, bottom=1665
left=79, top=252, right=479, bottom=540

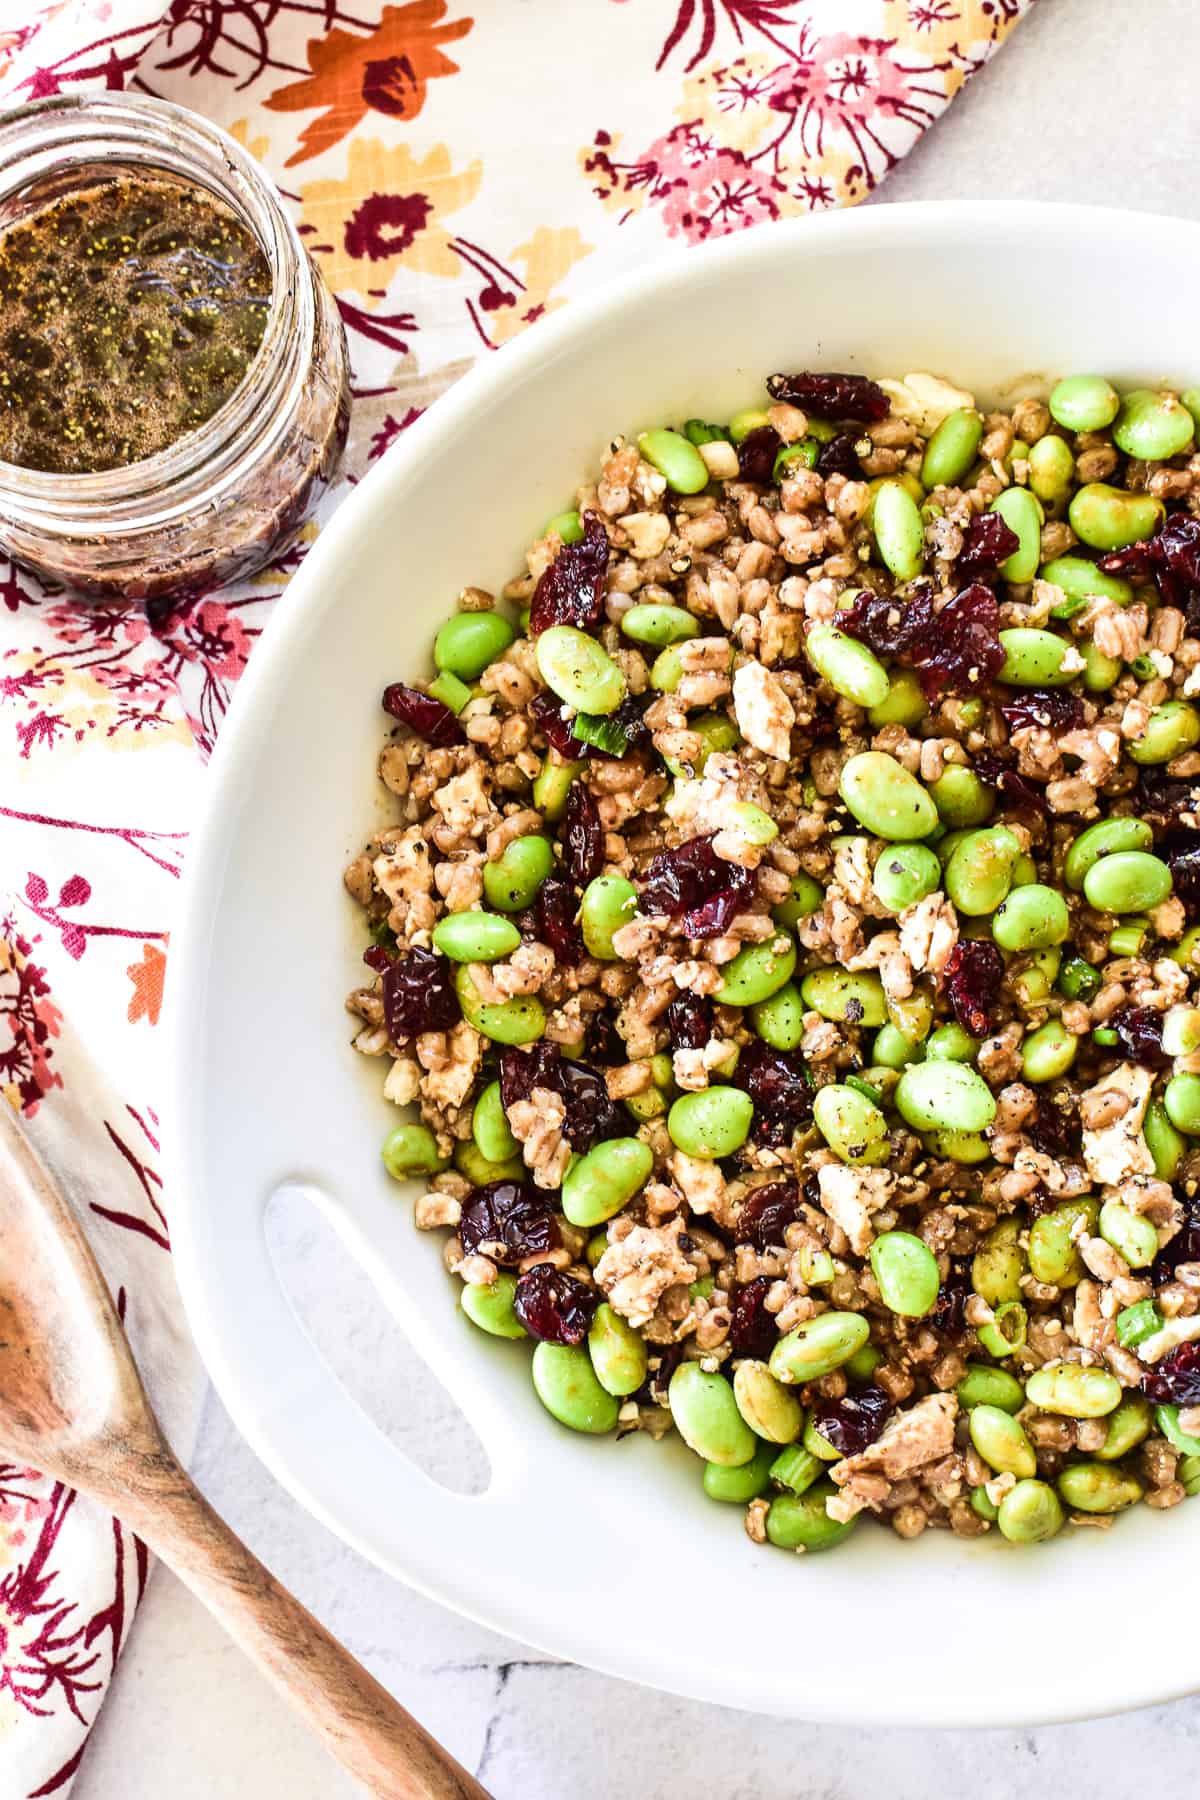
left=113, top=1457, right=492, bottom=1800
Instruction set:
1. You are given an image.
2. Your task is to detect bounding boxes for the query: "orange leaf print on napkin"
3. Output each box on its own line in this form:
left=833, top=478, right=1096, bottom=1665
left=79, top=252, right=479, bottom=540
left=264, top=0, right=473, bottom=167
left=126, top=941, right=167, bottom=1027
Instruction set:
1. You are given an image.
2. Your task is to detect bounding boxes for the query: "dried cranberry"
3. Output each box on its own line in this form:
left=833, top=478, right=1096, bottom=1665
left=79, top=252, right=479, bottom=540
left=737, top=424, right=783, bottom=484
left=528, top=510, right=610, bottom=636
left=1000, top=690, right=1085, bottom=735
left=530, top=690, right=591, bottom=760
left=1162, top=832, right=1200, bottom=916
left=972, top=749, right=1046, bottom=814
left=1100, top=514, right=1200, bottom=626
left=1109, top=1006, right=1170, bottom=1069
left=766, top=371, right=889, bottom=423
left=817, top=431, right=863, bottom=478
left=728, top=1277, right=778, bottom=1359
left=362, top=944, right=394, bottom=973
left=666, top=992, right=713, bottom=1052
left=942, top=938, right=1003, bottom=1039
left=583, top=1003, right=623, bottom=1066
left=381, top=682, right=465, bottom=748
left=931, top=1259, right=970, bottom=1338
left=1142, top=1341, right=1200, bottom=1405
left=534, top=874, right=583, bottom=966
left=603, top=692, right=651, bottom=755
left=736, top=1041, right=813, bottom=1145
left=381, top=946, right=459, bottom=1040
left=956, top=512, right=1020, bottom=580
left=636, top=1341, right=686, bottom=1407
left=513, top=1265, right=598, bottom=1344
left=560, top=782, right=604, bottom=886
left=1138, top=766, right=1200, bottom=827
left=1026, top=1094, right=1080, bottom=1160
left=840, top=581, right=1005, bottom=700
left=497, top=1042, right=622, bottom=1150
left=1152, top=1199, right=1200, bottom=1285
left=638, top=835, right=757, bottom=939
left=810, top=1386, right=892, bottom=1456
left=460, top=1180, right=560, bottom=1266
left=736, top=1181, right=801, bottom=1251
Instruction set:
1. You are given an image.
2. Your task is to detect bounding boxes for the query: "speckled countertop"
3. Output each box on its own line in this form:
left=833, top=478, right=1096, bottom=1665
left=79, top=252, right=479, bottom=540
left=76, top=2, right=1200, bottom=1792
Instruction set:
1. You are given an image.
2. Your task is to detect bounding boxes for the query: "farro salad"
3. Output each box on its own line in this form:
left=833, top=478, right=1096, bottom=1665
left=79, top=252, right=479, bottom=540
left=344, top=367, right=1200, bottom=1554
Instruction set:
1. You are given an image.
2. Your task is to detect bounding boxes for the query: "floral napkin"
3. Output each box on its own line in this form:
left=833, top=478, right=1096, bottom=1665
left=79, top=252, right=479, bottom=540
left=0, top=1, right=1032, bottom=1791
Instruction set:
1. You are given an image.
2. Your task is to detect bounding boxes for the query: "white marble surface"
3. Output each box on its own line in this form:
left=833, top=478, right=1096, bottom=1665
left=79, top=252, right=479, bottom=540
left=74, top=1, right=1200, bottom=1793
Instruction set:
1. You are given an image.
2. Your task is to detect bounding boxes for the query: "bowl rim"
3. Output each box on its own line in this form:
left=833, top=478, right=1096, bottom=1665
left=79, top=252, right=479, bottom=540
left=165, top=200, right=1200, bottom=1729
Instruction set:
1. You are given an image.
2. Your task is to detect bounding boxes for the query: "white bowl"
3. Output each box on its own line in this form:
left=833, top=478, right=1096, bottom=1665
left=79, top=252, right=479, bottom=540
left=167, top=202, right=1200, bottom=1728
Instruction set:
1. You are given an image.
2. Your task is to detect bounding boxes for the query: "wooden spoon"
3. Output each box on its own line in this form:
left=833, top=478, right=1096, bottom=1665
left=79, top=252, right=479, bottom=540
left=0, top=1105, right=492, bottom=1800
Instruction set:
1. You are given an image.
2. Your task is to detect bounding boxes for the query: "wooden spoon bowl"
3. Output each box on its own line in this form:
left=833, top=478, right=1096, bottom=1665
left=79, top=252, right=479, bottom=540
left=0, top=1105, right=491, bottom=1799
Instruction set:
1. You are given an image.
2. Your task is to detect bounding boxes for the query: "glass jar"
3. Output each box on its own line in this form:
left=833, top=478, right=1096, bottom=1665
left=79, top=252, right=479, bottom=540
left=0, top=94, right=350, bottom=601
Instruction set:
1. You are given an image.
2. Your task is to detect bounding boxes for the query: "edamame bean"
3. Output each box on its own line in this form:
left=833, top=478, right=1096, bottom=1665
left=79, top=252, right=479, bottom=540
left=894, top=1060, right=996, bottom=1133
left=1083, top=850, right=1172, bottom=914
left=977, top=1300, right=1028, bottom=1361
left=869, top=1230, right=940, bottom=1317
left=434, top=610, right=515, bottom=681
left=766, top=1483, right=856, bottom=1553
left=733, top=1362, right=804, bottom=1444
left=991, top=883, right=1070, bottom=951
left=715, top=932, right=797, bottom=1006
left=428, top=670, right=472, bottom=713
left=562, top=1137, right=654, bottom=1227
left=872, top=480, right=924, bottom=580
left=997, top=628, right=1078, bottom=687
left=1096, top=1395, right=1152, bottom=1461
left=990, top=487, right=1043, bottom=583
left=545, top=508, right=584, bottom=544
left=1040, top=554, right=1133, bottom=609
left=921, top=408, right=983, bottom=488
left=637, top=428, right=710, bottom=494
left=773, top=872, right=824, bottom=927
left=926, top=1022, right=979, bottom=1063
left=728, top=407, right=770, bottom=444
left=532, top=753, right=582, bottom=822
left=1026, top=1362, right=1122, bottom=1418
left=483, top=835, right=554, bottom=912
left=1145, top=1100, right=1186, bottom=1181
left=1112, top=388, right=1195, bottom=461
left=1157, top=1404, right=1200, bottom=1456
left=1057, top=1462, right=1144, bottom=1514
left=703, top=1439, right=775, bottom=1503
left=1048, top=374, right=1119, bottom=432
left=944, top=827, right=1020, bottom=916
left=532, top=1342, right=619, bottom=1433
left=473, top=1080, right=519, bottom=1164
left=872, top=844, right=941, bottom=914
left=1026, top=1201, right=1092, bottom=1289
left=868, top=668, right=928, bottom=729
left=1027, top=435, right=1075, bottom=507
left=1097, top=1199, right=1159, bottom=1270
left=750, top=982, right=806, bottom=1051
left=536, top=625, right=626, bottom=714
left=669, top=1363, right=757, bottom=1466
left=969, top=1404, right=1037, bottom=1478
left=844, top=1343, right=883, bottom=1384
left=1126, top=699, right=1200, bottom=766
left=1182, top=1454, right=1200, bottom=1498
left=1021, top=1019, right=1077, bottom=1084
left=805, top=623, right=890, bottom=708
left=873, top=1022, right=923, bottom=1069
left=1161, top=1005, right=1200, bottom=1057
left=928, top=766, right=994, bottom=829
left=432, top=910, right=522, bottom=963
left=800, top=967, right=888, bottom=1027
left=454, top=968, right=546, bottom=1045
left=382, top=1123, right=449, bottom=1178
left=772, top=1442, right=826, bottom=1491
left=587, top=1303, right=649, bottom=1396
left=971, top=1487, right=999, bottom=1523
left=839, top=751, right=939, bottom=841
left=775, top=439, right=820, bottom=479
left=997, top=1479, right=1064, bottom=1544
left=580, top=875, right=638, bottom=960
left=801, top=1416, right=844, bottom=1463
left=668, top=1087, right=754, bottom=1158
left=665, top=710, right=741, bottom=780
left=813, top=1083, right=890, bottom=1166
left=956, top=1362, right=1025, bottom=1412
left=620, top=603, right=701, bottom=647
left=1165, top=1071, right=1200, bottom=1134
left=1064, top=817, right=1154, bottom=889
left=926, top=1127, right=991, bottom=1163
left=461, top=1271, right=527, bottom=1339
left=769, top=1312, right=871, bottom=1384
left=455, top=1141, right=525, bottom=1185
left=1069, top=483, right=1164, bottom=552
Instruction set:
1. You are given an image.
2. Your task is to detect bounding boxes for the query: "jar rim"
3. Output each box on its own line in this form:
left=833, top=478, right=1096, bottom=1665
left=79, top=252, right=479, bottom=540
left=0, top=93, right=313, bottom=520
